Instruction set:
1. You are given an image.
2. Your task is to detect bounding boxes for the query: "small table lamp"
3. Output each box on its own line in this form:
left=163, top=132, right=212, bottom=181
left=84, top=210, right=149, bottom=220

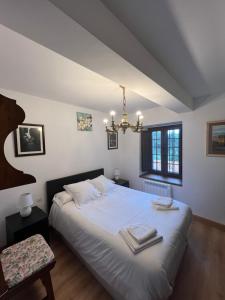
left=19, top=193, right=33, bottom=218
left=114, top=168, right=120, bottom=180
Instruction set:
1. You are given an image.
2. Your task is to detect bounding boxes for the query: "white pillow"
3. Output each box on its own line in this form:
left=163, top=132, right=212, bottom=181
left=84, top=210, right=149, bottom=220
left=63, top=181, right=101, bottom=207
left=53, top=197, right=63, bottom=208
left=53, top=191, right=73, bottom=208
left=89, top=175, right=116, bottom=194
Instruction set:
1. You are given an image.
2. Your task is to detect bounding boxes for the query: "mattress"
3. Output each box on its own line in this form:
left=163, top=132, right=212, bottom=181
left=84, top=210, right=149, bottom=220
left=49, top=186, right=192, bottom=300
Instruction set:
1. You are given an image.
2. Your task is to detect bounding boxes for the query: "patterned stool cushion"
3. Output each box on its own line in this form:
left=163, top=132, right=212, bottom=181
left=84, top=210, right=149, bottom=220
left=0, top=234, right=55, bottom=288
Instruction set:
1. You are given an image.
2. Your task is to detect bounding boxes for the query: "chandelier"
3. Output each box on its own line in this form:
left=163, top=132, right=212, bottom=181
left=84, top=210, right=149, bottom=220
left=103, top=86, right=144, bottom=134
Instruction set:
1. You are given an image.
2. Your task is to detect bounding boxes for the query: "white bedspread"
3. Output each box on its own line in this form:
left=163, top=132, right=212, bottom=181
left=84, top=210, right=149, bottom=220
left=49, top=186, right=192, bottom=300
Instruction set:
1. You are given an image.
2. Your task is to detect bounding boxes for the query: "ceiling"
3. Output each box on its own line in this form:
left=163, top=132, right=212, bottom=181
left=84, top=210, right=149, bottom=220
left=1, top=0, right=224, bottom=113
left=102, top=0, right=225, bottom=101
left=0, top=0, right=193, bottom=113
left=0, top=25, right=157, bottom=113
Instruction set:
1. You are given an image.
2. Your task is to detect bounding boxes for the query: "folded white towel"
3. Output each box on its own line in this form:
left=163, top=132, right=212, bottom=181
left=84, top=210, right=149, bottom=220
left=153, top=203, right=179, bottom=211
left=152, top=196, right=173, bottom=208
left=127, top=224, right=157, bottom=244
left=119, top=230, right=163, bottom=254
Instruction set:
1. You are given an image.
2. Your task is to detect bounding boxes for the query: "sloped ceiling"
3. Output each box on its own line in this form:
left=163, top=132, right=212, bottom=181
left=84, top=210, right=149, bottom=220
left=102, top=0, right=225, bottom=103
left=0, top=0, right=194, bottom=113
left=1, top=0, right=223, bottom=112
left=0, top=25, right=157, bottom=113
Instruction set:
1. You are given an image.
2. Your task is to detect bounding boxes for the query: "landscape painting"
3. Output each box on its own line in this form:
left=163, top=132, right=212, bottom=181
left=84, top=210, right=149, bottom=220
left=207, top=121, right=225, bottom=156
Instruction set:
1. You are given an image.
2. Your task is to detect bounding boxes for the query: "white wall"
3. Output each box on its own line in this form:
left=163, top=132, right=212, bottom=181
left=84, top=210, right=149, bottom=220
left=0, top=89, right=121, bottom=246
left=119, top=94, right=225, bottom=225
left=1, top=88, right=225, bottom=246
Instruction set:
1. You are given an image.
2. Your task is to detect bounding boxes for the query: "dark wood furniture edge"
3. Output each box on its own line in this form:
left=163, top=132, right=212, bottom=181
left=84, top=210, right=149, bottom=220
left=193, top=214, right=225, bottom=232
left=0, top=93, right=36, bottom=190
left=0, top=259, right=8, bottom=298
left=6, top=206, right=49, bottom=246
left=113, top=178, right=128, bottom=183
left=46, top=168, right=104, bottom=213
left=0, top=253, right=55, bottom=300
left=113, top=178, right=130, bottom=188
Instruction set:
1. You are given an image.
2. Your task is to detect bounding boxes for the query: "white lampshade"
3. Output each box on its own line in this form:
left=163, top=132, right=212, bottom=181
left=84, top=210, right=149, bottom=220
left=114, top=168, right=120, bottom=180
left=19, top=193, right=33, bottom=218
left=19, top=193, right=33, bottom=208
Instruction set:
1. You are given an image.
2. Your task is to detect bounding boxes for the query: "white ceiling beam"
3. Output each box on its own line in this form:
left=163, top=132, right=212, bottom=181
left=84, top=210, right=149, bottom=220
left=0, top=0, right=193, bottom=112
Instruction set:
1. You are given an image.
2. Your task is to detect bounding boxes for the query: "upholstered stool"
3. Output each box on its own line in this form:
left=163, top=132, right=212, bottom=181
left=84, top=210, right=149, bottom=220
left=0, top=234, right=56, bottom=299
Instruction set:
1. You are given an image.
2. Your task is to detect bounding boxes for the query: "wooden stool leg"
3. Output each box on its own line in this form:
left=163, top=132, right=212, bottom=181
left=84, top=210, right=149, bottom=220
left=0, top=260, right=8, bottom=300
left=41, top=272, right=55, bottom=300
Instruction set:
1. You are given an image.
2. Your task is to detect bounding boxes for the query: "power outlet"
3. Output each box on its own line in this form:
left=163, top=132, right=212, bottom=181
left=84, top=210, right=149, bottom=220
left=35, top=198, right=42, bottom=204
left=34, top=198, right=45, bottom=211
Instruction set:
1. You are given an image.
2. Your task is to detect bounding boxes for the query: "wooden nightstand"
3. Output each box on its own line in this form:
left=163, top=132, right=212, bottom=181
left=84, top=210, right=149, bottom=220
left=6, top=206, right=49, bottom=246
left=113, top=178, right=130, bottom=188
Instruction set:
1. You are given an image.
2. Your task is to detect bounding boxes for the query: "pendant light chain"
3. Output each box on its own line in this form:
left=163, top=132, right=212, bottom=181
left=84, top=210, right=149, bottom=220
left=122, top=86, right=126, bottom=114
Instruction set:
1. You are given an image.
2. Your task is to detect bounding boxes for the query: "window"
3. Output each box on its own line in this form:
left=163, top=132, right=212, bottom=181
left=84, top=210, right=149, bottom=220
left=141, top=124, right=182, bottom=179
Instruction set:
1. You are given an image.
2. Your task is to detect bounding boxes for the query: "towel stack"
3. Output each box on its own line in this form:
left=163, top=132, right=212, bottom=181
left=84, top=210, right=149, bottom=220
left=152, top=196, right=179, bottom=211
left=119, top=224, right=163, bottom=254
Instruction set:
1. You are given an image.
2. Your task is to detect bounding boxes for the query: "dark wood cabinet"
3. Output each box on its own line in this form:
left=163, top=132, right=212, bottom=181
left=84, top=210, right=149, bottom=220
left=113, top=178, right=130, bottom=188
left=6, top=206, right=49, bottom=246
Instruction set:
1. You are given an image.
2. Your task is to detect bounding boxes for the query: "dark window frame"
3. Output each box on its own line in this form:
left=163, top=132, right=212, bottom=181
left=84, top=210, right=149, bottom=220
left=142, top=124, right=182, bottom=179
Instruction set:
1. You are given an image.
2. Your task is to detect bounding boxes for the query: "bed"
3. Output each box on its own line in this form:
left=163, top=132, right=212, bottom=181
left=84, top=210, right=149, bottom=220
left=47, top=168, right=192, bottom=300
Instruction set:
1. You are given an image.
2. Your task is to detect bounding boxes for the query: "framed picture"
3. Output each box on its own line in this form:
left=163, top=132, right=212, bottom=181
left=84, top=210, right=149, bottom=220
left=207, top=120, right=225, bottom=156
left=14, top=123, right=45, bottom=157
left=107, top=132, right=118, bottom=150
left=77, top=112, right=92, bottom=131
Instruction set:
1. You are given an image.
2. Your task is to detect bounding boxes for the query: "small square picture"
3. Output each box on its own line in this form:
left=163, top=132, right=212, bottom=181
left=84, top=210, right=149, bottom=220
left=207, top=121, right=225, bottom=156
left=14, top=123, right=45, bottom=157
left=77, top=112, right=92, bottom=131
left=107, top=132, right=118, bottom=150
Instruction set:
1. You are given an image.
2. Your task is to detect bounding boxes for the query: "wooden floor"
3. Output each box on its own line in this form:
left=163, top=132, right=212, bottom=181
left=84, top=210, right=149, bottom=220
left=12, top=219, right=225, bottom=300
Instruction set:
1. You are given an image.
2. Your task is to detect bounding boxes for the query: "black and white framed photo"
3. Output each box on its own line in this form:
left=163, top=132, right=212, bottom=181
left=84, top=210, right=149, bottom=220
left=14, top=123, right=46, bottom=157
left=107, top=132, right=118, bottom=150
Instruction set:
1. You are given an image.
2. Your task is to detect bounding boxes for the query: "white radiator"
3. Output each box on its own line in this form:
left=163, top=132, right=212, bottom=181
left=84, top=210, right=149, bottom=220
left=143, top=180, right=172, bottom=197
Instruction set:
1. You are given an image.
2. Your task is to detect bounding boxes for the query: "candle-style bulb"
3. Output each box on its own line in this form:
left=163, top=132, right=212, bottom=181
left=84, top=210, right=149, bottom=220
left=103, top=118, right=108, bottom=124
left=136, top=111, right=142, bottom=116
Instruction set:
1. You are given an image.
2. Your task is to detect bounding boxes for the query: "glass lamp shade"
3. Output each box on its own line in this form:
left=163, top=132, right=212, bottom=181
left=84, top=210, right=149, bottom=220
left=114, top=168, right=120, bottom=180
left=19, top=193, right=33, bottom=217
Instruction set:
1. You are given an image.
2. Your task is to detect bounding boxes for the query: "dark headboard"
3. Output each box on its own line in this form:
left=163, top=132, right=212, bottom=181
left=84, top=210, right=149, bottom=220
left=46, top=168, right=104, bottom=213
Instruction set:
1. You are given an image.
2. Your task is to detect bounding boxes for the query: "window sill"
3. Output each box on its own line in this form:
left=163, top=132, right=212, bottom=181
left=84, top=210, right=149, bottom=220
left=140, top=173, right=182, bottom=186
